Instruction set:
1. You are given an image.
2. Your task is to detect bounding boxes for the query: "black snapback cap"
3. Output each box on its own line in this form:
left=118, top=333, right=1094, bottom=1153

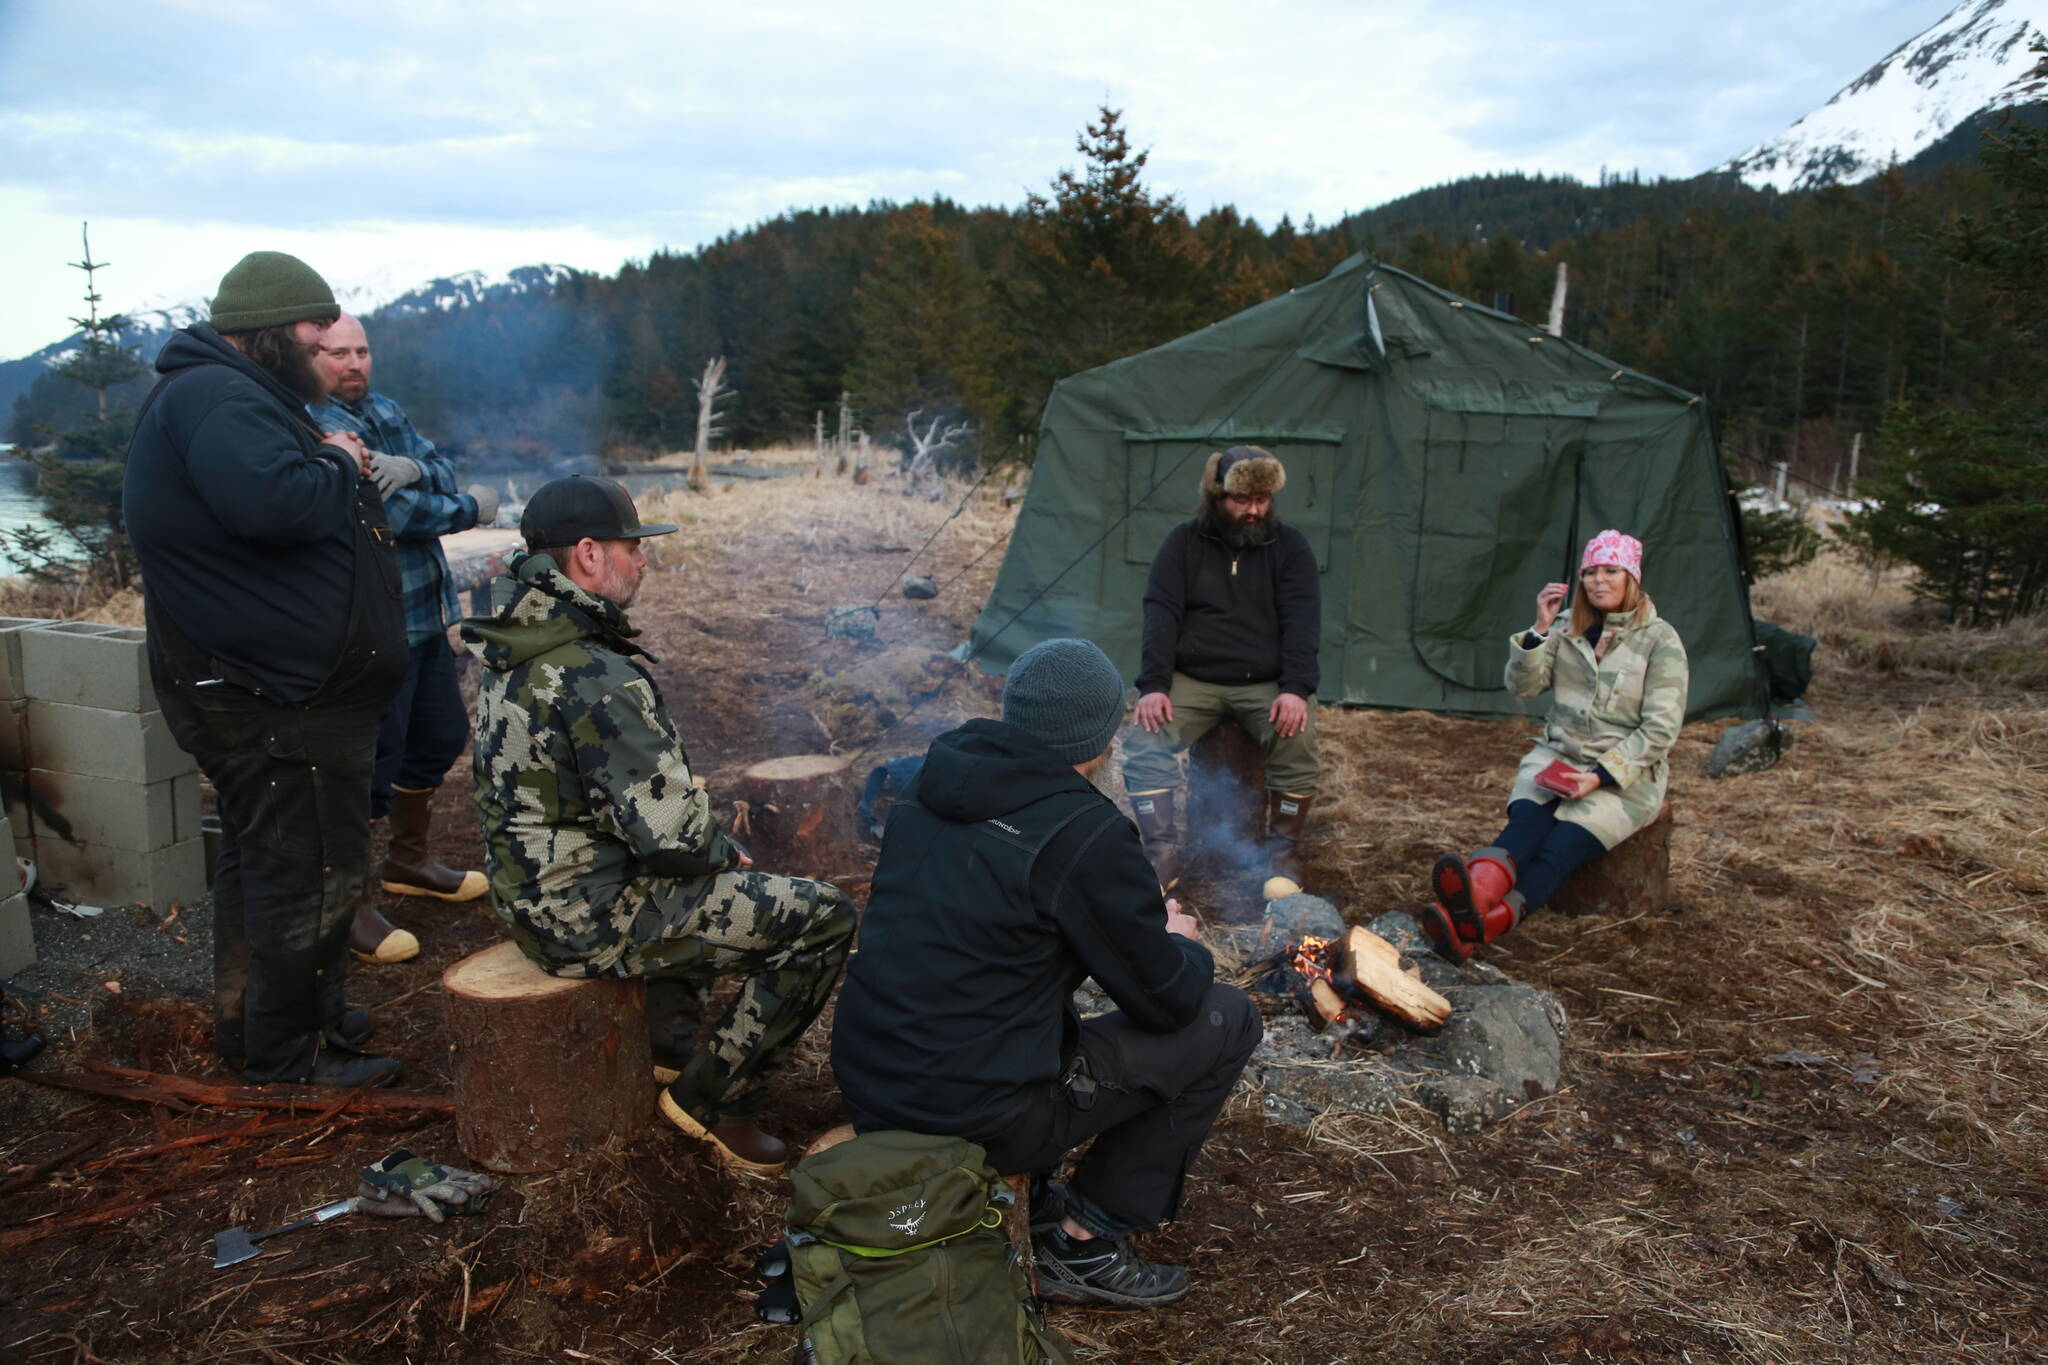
left=520, top=475, right=678, bottom=548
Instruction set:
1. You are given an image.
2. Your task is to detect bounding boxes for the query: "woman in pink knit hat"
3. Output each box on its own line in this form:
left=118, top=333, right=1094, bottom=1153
left=1420, top=530, right=1690, bottom=958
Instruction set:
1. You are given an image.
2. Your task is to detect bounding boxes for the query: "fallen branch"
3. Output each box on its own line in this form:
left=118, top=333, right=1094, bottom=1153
left=0, top=1188, right=175, bottom=1251
left=0, top=1134, right=104, bottom=1197
left=22, top=1065, right=454, bottom=1116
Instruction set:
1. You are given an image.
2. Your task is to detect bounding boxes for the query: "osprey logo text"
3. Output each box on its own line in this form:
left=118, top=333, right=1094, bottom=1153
left=887, top=1197, right=928, bottom=1236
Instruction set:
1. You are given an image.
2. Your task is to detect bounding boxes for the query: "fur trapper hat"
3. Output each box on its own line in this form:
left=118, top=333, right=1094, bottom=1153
left=1200, top=444, right=1286, bottom=500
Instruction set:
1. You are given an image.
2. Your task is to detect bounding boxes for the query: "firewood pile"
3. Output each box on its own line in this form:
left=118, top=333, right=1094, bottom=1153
left=1268, top=925, right=1452, bottom=1038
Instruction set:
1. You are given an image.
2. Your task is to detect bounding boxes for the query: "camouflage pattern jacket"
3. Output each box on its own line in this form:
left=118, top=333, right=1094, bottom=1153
left=1502, top=601, right=1689, bottom=849
left=464, top=552, right=739, bottom=975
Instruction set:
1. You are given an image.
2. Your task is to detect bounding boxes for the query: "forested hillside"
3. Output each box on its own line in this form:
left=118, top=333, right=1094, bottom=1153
left=14, top=104, right=2043, bottom=501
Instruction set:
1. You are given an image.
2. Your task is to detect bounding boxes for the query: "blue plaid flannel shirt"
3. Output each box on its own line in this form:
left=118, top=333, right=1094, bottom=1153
left=308, top=392, right=478, bottom=647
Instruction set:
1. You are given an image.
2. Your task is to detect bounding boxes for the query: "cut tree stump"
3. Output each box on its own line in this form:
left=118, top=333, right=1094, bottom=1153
left=442, top=942, right=653, bottom=1174
left=736, top=754, right=865, bottom=881
left=1185, top=719, right=1266, bottom=873
left=1549, top=800, right=1673, bottom=917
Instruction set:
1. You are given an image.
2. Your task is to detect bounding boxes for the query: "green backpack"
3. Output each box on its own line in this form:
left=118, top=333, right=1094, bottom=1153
left=786, top=1130, right=1076, bottom=1365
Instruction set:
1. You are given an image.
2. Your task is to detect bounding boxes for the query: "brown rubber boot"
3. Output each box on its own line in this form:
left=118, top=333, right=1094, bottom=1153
left=1128, top=790, right=1182, bottom=893
left=349, top=901, right=419, bottom=964
left=1262, top=792, right=1314, bottom=899
left=658, top=1090, right=790, bottom=1173
left=380, top=787, right=487, bottom=901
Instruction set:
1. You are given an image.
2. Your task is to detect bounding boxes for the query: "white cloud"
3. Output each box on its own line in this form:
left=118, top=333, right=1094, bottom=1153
left=0, top=0, right=1960, bottom=358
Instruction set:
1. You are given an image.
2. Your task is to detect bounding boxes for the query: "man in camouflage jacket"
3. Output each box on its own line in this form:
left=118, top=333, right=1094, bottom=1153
left=465, top=476, right=854, bottom=1172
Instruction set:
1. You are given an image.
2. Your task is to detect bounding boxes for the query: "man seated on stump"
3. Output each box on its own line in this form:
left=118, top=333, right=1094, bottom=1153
left=1123, top=444, right=1323, bottom=898
left=466, top=476, right=855, bottom=1173
left=832, top=638, right=1263, bottom=1308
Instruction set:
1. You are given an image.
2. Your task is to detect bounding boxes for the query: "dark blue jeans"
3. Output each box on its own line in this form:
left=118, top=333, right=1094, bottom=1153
left=369, top=634, right=469, bottom=818
left=157, top=681, right=383, bottom=1082
left=1493, top=799, right=1608, bottom=912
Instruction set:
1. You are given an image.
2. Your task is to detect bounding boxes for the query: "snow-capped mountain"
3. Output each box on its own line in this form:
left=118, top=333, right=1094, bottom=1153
left=0, top=264, right=583, bottom=424
left=1724, top=0, right=2048, bottom=191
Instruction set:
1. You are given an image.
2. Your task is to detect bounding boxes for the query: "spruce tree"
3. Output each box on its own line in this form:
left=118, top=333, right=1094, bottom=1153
left=6, top=224, right=144, bottom=593
left=991, top=108, right=1213, bottom=441
left=845, top=204, right=995, bottom=444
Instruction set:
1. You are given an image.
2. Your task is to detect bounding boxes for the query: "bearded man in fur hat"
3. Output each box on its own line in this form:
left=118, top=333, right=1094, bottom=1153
left=1122, top=445, right=1323, bottom=898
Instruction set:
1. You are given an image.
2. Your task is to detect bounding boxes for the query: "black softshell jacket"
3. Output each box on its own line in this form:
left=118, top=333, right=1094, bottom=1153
left=123, top=325, right=398, bottom=702
left=1136, top=517, right=1321, bottom=697
left=831, top=719, right=1215, bottom=1136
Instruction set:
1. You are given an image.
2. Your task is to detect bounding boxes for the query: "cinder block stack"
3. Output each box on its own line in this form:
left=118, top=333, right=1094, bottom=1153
left=16, top=622, right=205, bottom=910
left=0, top=618, right=52, bottom=974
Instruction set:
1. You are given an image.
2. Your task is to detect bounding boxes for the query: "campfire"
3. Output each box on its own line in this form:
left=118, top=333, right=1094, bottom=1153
left=1269, top=926, right=1453, bottom=1037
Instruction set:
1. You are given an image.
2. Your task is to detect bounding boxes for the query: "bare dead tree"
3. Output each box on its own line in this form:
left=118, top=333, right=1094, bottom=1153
left=689, top=356, right=729, bottom=492
left=835, top=391, right=852, bottom=476
left=902, top=410, right=971, bottom=499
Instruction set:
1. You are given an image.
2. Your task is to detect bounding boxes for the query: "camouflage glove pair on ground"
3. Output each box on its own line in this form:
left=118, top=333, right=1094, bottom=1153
left=355, top=1148, right=499, bottom=1223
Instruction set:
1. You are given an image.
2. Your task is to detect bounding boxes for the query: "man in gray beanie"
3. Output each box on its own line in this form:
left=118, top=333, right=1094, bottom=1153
left=124, top=252, right=407, bottom=1089
left=833, top=638, right=1262, bottom=1309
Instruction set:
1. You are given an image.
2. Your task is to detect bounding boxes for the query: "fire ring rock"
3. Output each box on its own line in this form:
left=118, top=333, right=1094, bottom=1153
left=1235, top=909, right=1568, bottom=1137
left=1261, top=892, right=1344, bottom=942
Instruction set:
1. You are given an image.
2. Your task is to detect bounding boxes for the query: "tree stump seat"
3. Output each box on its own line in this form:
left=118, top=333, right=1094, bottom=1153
left=441, top=941, right=654, bottom=1174
left=736, top=755, right=865, bottom=882
left=1184, top=718, right=1268, bottom=874
left=1549, top=800, right=1674, bottom=917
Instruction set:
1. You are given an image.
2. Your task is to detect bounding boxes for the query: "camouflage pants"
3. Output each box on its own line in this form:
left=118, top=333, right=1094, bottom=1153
left=627, top=869, right=855, bottom=1121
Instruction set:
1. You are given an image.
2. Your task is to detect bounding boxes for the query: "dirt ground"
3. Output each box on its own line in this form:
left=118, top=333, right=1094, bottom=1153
left=1, top=472, right=2044, bottom=1364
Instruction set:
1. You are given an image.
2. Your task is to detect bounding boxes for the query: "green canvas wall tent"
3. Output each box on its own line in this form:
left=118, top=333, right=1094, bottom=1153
left=968, top=255, right=1762, bottom=722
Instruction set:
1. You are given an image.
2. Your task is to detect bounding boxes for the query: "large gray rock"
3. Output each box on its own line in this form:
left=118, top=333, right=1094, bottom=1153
left=825, top=605, right=880, bottom=640
left=1264, top=892, right=1345, bottom=942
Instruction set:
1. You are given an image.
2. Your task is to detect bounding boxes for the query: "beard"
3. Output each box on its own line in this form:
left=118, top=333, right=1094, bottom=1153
left=1199, top=496, right=1279, bottom=549
left=232, top=324, right=329, bottom=404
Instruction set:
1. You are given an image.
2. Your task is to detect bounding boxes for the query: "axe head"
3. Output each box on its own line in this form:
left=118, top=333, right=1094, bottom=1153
left=212, top=1228, right=263, bottom=1269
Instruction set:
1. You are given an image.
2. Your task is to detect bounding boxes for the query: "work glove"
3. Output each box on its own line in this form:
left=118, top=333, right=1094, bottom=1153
left=464, top=484, right=502, bottom=526
left=355, top=1148, right=499, bottom=1223
left=367, top=453, right=423, bottom=499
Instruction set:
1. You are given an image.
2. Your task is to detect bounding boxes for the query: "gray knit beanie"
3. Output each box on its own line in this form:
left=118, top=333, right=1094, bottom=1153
left=209, top=251, right=340, bottom=332
left=1003, top=638, right=1126, bottom=764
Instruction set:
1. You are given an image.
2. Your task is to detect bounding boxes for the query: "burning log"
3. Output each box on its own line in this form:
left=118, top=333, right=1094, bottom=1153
left=1330, top=926, right=1452, bottom=1028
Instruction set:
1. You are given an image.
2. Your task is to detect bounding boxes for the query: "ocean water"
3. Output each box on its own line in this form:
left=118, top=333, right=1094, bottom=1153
left=0, top=454, right=69, bottom=578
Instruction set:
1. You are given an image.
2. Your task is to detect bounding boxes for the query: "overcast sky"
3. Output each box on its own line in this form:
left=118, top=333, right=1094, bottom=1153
left=0, top=0, right=1956, bottom=360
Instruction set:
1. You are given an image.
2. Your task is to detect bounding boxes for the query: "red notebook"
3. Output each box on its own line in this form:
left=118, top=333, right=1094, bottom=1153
left=1534, top=760, right=1584, bottom=797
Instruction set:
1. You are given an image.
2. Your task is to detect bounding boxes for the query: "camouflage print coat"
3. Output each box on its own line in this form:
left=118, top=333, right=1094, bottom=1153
left=1503, top=601, right=1689, bottom=849
left=464, top=551, right=741, bottom=975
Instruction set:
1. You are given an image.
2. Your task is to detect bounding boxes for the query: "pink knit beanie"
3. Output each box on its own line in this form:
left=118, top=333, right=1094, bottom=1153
left=1579, top=529, right=1643, bottom=580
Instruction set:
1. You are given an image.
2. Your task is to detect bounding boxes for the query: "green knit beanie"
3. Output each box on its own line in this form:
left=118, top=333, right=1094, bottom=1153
left=209, top=251, right=339, bottom=332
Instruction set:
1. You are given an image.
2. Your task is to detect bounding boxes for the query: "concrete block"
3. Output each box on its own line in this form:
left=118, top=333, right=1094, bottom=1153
left=0, top=699, right=27, bottom=770
left=0, top=892, right=33, bottom=975
left=173, top=773, right=204, bottom=843
left=0, top=617, right=56, bottom=701
left=26, top=701, right=194, bottom=782
left=34, top=836, right=205, bottom=909
left=19, top=622, right=157, bottom=713
left=28, top=769, right=178, bottom=852
left=1, top=772, right=30, bottom=859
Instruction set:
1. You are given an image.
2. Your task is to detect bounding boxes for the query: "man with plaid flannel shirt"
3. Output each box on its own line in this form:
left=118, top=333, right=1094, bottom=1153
left=311, top=313, right=502, bottom=964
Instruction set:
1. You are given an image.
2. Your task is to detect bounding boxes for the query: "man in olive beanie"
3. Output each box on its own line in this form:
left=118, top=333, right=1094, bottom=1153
left=123, top=251, right=408, bottom=1089
left=834, top=638, right=1262, bottom=1309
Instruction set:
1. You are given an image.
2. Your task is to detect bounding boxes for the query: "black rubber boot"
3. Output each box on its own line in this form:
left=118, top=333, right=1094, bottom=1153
left=1034, top=1226, right=1191, bottom=1308
left=1129, top=790, right=1181, bottom=893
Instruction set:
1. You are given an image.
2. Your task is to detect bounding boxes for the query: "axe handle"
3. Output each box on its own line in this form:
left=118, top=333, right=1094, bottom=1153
left=253, top=1197, right=359, bottom=1244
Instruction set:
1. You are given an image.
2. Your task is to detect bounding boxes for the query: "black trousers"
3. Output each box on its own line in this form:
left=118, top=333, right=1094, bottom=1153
left=368, top=633, right=469, bottom=819
left=158, top=681, right=384, bottom=1082
left=974, top=983, right=1262, bottom=1235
